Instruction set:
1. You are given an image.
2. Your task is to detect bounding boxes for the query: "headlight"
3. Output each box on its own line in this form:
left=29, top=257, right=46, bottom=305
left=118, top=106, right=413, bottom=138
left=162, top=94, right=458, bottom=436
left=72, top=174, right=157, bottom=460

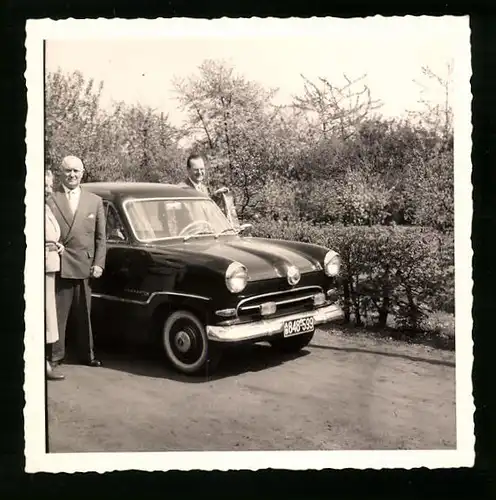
left=324, top=251, right=340, bottom=277
left=225, top=262, right=248, bottom=293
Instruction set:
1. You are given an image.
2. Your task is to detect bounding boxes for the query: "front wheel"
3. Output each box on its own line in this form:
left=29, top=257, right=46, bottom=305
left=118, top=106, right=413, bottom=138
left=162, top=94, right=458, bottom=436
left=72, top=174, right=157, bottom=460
left=269, top=332, right=314, bottom=353
left=162, top=310, right=221, bottom=375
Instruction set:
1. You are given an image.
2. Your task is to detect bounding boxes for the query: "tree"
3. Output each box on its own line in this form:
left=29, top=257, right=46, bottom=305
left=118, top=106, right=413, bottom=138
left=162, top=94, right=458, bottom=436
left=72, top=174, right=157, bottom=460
left=115, top=104, right=183, bottom=183
left=409, top=61, right=454, bottom=142
left=45, top=69, right=183, bottom=183
left=45, top=69, right=112, bottom=179
left=402, top=62, right=454, bottom=229
left=172, top=59, right=283, bottom=217
left=293, top=73, right=382, bottom=140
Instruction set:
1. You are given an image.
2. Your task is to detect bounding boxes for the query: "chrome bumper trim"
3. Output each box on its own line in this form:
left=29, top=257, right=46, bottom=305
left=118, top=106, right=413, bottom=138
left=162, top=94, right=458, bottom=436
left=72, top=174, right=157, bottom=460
left=206, top=303, right=344, bottom=343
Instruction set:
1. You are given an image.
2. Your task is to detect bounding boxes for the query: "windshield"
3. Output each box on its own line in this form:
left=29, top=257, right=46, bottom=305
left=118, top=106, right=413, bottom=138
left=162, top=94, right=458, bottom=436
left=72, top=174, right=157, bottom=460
left=124, top=197, right=235, bottom=242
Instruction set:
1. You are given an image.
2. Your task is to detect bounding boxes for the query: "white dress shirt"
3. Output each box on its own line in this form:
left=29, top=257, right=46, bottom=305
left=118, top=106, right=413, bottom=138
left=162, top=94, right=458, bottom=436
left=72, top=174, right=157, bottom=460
left=188, top=177, right=208, bottom=195
left=63, top=185, right=81, bottom=214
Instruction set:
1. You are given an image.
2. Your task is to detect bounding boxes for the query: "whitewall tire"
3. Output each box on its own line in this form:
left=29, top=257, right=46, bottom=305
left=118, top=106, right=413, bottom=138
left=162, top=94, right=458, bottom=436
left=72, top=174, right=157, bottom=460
left=162, top=310, right=218, bottom=375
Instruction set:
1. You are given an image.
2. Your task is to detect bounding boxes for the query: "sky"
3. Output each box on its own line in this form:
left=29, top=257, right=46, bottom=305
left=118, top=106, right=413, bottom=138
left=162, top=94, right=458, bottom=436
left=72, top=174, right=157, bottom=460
left=44, top=17, right=468, bottom=128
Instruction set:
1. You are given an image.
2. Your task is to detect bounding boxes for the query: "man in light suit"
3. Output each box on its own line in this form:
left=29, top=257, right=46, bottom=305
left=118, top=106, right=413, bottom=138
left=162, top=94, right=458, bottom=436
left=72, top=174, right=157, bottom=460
left=48, top=156, right=106, bottom=367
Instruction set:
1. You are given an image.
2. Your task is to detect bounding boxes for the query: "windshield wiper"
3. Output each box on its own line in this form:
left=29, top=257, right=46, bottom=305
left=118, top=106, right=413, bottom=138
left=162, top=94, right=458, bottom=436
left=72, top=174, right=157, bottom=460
left=216, top=227, right=238, bottom=237
left=183, top=231, right=216, bottom=242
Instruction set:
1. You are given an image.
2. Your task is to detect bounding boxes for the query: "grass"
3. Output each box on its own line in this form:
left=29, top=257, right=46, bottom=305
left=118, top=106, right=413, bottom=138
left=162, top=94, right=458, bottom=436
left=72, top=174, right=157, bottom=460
left=324, top=310, right=455, bottom=352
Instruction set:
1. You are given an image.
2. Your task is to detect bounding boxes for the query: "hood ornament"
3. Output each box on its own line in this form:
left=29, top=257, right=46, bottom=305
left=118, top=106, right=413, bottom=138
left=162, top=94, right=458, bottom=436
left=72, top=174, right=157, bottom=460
left=287, top=265, right=301, bottom=286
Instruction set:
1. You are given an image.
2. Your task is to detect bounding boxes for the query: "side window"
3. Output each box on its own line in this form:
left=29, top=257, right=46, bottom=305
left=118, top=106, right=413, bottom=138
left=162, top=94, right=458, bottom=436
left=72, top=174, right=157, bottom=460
left=105, top=202, right=127, bottom=242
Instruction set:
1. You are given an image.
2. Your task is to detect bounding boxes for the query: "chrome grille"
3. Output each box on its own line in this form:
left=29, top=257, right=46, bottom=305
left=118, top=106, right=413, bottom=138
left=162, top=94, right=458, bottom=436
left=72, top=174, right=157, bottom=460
left=237, top=286, right=323, bottom=318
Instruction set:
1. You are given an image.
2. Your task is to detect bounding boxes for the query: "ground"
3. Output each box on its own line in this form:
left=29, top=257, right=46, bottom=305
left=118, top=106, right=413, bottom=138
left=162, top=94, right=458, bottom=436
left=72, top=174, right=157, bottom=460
left=47, top=326, right=456, bottom=452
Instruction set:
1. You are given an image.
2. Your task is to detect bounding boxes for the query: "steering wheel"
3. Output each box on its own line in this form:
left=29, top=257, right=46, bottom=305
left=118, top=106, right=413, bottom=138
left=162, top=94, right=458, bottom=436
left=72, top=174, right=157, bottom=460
left=179, top=220, right=214, bottom=237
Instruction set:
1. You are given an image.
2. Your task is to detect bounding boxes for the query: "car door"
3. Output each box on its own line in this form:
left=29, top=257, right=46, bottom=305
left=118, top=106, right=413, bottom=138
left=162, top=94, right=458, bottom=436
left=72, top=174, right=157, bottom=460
left=91, top=201, right=149, bottom=342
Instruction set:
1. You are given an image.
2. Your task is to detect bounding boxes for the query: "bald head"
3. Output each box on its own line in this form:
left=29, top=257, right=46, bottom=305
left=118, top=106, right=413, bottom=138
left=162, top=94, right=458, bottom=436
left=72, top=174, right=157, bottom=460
left=60, top=155, right=85, bottom=189
left=61, top=155, right=84, bottom=170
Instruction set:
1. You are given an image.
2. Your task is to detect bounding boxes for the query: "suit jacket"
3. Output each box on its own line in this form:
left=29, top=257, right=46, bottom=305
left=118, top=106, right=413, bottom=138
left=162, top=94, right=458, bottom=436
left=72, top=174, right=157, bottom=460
left=47, top=186, right=106, bottom=279
left=177, top=177, right=210, bottom=196
left=45, top=203, right=61, bottom=273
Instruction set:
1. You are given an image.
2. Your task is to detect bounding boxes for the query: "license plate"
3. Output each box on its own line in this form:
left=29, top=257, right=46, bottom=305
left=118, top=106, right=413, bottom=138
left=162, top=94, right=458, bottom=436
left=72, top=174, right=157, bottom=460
left=283, top=316, right=315, bottom=337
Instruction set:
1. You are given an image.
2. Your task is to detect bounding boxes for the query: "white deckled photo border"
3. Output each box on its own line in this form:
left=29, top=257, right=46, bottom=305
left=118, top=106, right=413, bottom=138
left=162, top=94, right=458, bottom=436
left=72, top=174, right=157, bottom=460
left=24, top=16, right=474, bottom=473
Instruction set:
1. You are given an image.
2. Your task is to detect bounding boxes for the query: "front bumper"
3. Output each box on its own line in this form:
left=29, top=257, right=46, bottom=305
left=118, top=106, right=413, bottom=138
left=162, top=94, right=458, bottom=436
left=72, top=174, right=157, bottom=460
left=206, top=303, right=344, bottom=343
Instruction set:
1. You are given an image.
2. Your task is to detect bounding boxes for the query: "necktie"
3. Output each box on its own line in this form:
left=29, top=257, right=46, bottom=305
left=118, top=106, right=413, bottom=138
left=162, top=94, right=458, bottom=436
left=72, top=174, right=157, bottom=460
left=68, top=190, right=77, bottom=214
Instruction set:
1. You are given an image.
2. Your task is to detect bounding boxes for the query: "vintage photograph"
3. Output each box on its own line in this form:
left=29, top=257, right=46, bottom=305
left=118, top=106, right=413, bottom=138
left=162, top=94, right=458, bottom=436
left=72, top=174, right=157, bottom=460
left=24, top=16, right=473, bottom=472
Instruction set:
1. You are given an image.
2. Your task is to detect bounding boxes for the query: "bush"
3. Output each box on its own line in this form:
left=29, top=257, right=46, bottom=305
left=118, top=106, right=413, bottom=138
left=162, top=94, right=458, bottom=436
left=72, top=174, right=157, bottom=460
left=422, top=311, right=455, bottom=338
left=251, top=219, right=454, bottom=332
left=294, top=173, right=391, bottom=226
left=243, top=177, right=301, bottom=222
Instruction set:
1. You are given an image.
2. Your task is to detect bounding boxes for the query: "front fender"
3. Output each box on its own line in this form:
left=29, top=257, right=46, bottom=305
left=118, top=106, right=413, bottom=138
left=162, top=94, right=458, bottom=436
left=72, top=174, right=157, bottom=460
left=148, top=291, right=214, bottom=325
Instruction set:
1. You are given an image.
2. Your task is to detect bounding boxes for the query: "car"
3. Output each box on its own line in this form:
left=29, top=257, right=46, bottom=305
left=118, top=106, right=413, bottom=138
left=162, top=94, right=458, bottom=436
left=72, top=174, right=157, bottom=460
left=84, top=181, right=344, bottom=375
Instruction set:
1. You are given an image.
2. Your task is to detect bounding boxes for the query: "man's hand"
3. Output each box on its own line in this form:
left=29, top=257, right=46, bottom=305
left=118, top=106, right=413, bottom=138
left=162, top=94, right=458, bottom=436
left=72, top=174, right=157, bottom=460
left=90, top=265, right=103, bottom=278
left=55, top=242, right=64, bottom=255
left=213, top=186, right=229, bottom=196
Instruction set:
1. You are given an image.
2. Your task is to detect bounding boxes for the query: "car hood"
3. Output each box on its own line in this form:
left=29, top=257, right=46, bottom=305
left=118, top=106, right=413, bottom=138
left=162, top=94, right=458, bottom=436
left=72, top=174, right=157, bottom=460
left=147, top=236, right=325, bottom=281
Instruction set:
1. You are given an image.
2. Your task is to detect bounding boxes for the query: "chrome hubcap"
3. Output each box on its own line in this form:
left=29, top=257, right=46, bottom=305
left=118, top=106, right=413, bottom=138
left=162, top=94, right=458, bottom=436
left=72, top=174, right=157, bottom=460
left=175, top=330, right=192, bottom=353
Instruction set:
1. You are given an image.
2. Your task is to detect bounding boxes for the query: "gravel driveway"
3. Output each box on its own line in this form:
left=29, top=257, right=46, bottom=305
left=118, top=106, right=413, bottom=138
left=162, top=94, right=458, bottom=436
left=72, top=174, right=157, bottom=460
left=47, top=327, right=456, bottom=452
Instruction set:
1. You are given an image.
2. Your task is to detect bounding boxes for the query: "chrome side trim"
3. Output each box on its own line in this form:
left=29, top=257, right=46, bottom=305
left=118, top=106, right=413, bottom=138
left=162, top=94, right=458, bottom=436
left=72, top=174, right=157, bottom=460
left=92, top=291, right=211, bottom=305
left=236, top=286, right=323, bottom=314
left=92, top=293, right=145, bottom=305
left=207, top=303, right=344, bottom=342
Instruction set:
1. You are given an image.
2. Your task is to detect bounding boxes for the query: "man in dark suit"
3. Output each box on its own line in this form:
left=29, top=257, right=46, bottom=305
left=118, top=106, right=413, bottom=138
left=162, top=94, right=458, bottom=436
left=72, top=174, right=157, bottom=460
left=177, top=153, right=228, bottom=198
left=177, top=153, right=242, bottom=227
left=48, top=155, right=106, bottom=367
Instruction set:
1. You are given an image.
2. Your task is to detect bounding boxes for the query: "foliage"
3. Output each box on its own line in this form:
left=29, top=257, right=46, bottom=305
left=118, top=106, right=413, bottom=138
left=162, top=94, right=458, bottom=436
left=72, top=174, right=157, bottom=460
left=250, top=220, right=454, bottom=331
left=409, top=62, right=454, bottom=141
left=277, top=117, right=453, bottom=230
left=45, top=70, right=108, bottom=179
left=113, top=104, right=184, bottom=183
left=422, top=311, right=455, bottom=339
left=46, top=65, right=453, bottom=233
left=45, top=69, right=184, bottom=184
left=293, top=73, right=383, bottom=139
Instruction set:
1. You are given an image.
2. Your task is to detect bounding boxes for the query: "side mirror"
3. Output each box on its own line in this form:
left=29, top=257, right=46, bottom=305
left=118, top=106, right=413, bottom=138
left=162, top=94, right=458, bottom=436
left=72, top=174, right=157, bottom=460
left=109, top=228, right=126, bottom=241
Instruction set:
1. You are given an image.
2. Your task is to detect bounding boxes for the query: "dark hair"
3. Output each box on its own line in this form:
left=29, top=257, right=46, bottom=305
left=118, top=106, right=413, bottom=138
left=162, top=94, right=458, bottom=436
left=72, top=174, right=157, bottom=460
left=186, top=153, right=204, bottom=169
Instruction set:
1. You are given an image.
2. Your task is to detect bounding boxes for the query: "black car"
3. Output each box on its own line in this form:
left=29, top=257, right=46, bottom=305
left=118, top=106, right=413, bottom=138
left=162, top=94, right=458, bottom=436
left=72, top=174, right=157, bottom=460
left=84, top=182, right=344, bottom=375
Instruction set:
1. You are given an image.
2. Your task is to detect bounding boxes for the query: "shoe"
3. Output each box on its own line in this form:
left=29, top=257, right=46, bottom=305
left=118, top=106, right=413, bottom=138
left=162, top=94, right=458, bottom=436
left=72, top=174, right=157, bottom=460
left=47, top=361, right=65, bottom=381
left=47, top=370, right=65, bottom=381
left=87, top=359, right=102, bottom=367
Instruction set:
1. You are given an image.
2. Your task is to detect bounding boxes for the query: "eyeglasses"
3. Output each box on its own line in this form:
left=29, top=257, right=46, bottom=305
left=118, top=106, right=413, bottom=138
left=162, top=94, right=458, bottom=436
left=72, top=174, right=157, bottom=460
left=62, top=168, right=84, bottom=174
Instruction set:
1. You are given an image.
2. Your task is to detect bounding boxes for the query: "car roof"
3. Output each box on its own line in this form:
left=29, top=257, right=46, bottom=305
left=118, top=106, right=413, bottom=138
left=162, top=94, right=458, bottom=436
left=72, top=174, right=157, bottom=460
left=82, top=182, right=207, bottom=201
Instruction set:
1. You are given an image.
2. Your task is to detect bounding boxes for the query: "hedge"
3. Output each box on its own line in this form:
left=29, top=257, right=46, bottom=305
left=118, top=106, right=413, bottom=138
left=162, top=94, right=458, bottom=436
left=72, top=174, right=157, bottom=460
left=251, top=219, right=454, bottom=332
